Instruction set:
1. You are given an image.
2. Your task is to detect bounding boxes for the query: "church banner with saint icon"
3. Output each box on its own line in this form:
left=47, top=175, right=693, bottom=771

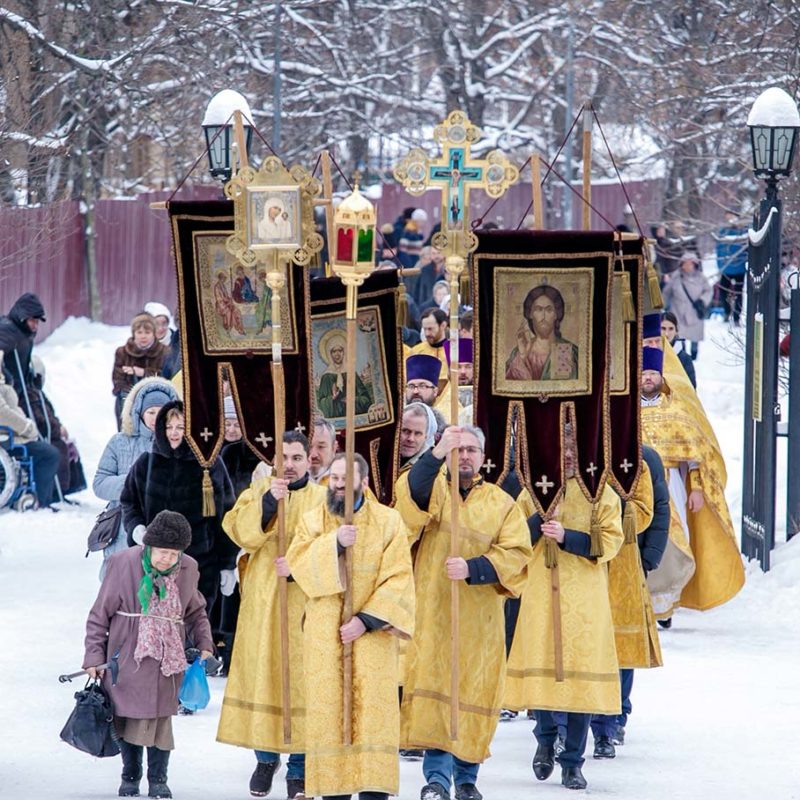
left=309, top=268, right=403, bottom=503
left=474, top=230, right=632, bottom=514
left=169, top=201, right=312, bottom=468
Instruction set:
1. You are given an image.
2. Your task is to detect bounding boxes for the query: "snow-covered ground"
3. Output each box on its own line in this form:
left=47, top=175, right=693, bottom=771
left=1, top=317, right=798, bottom=800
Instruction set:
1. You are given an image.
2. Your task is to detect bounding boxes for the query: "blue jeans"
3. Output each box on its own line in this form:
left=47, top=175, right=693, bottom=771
left=255, top=751, right=305, bottom=780
left=534, top=711, right=590, bottom=769
left=423, top=749, right=479, bottom=790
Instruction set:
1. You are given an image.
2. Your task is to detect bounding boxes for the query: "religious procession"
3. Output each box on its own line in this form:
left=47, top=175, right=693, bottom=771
left=1, top=6, right=799, bottom=800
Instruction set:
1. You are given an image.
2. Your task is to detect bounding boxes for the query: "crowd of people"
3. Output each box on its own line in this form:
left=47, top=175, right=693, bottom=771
left=0, top=213, right=747, bottom=800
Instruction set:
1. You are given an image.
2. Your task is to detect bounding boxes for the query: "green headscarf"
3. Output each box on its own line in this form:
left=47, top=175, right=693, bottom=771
left=137, top=546, right=182, bottom=615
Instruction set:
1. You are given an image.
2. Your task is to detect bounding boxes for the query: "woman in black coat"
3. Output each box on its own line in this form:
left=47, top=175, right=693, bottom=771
left=120, top=400, right=237, bottom=612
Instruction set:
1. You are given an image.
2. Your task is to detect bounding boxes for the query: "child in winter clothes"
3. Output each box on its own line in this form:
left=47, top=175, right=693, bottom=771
left=83, top=510, right=213, bottom=798
left=112, top=313, right=167, bottom=430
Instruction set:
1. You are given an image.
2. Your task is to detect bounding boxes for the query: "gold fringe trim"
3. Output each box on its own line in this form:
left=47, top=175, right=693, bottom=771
left=621, top=270, right=635, bottom=322
left=623, top=501, right=637, bottom=544
left=397, top=283, right=410, bottom=327
left=589, top=504, right=604, bottom=557
left=202, top=468, right=215, bottom=517
left=459, top=270, right=470, bottom=304
left=647, top=261, right=664, bottom=309
left=544, top=536, right=559, bottom=568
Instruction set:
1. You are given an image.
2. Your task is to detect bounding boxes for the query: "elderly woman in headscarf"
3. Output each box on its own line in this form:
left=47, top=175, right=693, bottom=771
left=83, top=510, right=213, bottom=799
left=93, top=377, right=178, bottom=579
left=399, top=401, right=438, bottom=472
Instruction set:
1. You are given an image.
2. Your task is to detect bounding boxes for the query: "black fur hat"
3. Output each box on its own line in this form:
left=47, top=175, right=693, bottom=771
left=142, top=510, right=192, bottom=552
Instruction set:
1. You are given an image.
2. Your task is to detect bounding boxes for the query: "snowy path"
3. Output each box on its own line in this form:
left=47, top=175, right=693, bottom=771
left=1, top=317, right=798, bottom=799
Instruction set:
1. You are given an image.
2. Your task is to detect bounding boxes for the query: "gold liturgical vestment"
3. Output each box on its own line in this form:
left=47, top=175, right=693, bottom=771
left=608, top=464, right=663, bottom=669
left=286, top=498, right=415, bottom=797
left=505, top=480, right=624, bottom=715
left=395, top=469, right=531, bottom=764
left=642, top=382, right=744, bottom=612
left=217, top=477, right=326, bottom=753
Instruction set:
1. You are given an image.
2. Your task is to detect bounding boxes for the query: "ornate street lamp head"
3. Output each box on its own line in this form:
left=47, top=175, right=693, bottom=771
left=747, top=87, right=800, bottom=178
left=202, top=90, right=253, bottom=182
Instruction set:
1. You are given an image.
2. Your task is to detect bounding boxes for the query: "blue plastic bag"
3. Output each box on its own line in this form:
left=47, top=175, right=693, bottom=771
left=178, top=658, right=210, bottom=711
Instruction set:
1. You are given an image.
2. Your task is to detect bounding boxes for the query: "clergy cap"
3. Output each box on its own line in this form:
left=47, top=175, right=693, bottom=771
left=406, top=354, right=441, bottom=387
left=443, top=337, right=473, bottom=366
left=642, top=312, right=662, bottom=340
left=642, top=346, right=664, bottom=374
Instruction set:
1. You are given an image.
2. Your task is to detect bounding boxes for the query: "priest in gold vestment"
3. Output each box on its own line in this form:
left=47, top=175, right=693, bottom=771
left=640, top=343, right=744, bottom=619
left=408, top=307, right=449, bottom=381
left=504, top=429, right=624, bottom=792
left=217, top=431, right=326, bottom=800
left=286, top=453, right=415, bottom=800
left=394, top=425, right=531, bottom=800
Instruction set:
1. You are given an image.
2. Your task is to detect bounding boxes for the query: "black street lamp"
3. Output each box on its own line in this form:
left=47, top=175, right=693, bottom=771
left=742, top=87, right=800, bottom=569
left=202, top=90, right=253, bottom=183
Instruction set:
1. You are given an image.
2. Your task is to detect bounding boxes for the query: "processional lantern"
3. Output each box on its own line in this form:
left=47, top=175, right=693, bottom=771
left=332, top=185, right=377, bottom=287
left=747, top=87, right=800, bottom=179
left=202, top=90, right=254, bottom=182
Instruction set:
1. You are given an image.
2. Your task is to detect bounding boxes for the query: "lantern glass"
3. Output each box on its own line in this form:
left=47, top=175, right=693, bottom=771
left=337, top=226, right=355, bottom=263
left=203, top=124, right=253, bottom=181
left=357, top=228, right=374, bottom=262
left=750, top=125, right=799, bottom=176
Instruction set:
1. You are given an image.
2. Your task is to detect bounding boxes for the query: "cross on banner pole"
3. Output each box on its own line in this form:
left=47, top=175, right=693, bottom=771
left=224, top=132, right=323, bottom=746
left=395, top=110, right=518, bottom=741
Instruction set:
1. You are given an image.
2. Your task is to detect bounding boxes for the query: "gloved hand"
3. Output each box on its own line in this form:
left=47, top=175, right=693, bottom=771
left=220, top=569, right=237, bottom=597
left=132, top=524, right=147, bottom=545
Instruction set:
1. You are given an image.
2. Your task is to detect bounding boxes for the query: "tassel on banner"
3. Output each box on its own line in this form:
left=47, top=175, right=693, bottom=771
left=459, top=270, right=470, bottom=304
left=623, top=501, right=637, bottom=544
left=544, top=536, right=559, bottom=569
left=647, top=261, right=664, bottom=309
left=589, top=504, right=604, bottom=557
left=397, top=282, right=410, bottom=327
left=202, top=468, right=216, bottom=517
left=620, top=270, right=636, bottom=322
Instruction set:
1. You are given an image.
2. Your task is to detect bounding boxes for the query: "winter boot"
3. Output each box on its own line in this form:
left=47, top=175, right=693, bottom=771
left=561, top=766, right=588, bottom=790
left=146, top=747, right=172, bottom=798
left=286, top=777, right=306, bottom=799
left=454, top=784, right=483, bottom=800
left=593, top=735, right=616, bottom=759
left=532, top=742, right=555, bottom=781
left=420, top=783, right=450, bottom=800
left=119, top=740, right=144, bottom=797
left=250, top=759, right=280, bottom=797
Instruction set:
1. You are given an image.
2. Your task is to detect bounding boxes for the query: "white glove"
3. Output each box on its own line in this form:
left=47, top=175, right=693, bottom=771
left=132, top=524, right=147, bottom=545
left=220, top=569, right=237, bottom=597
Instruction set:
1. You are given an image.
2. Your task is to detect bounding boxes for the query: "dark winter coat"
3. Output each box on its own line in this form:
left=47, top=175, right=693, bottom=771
left=120, top=401, right=237, bottom=569
left=638, top=446, right=670, bottom=574
left=671, top=340, right=697, bottom=388
left=220, top=439, right=261, bottom=499
left=83, top=545, right=213, bottom=719
left=0, top=293, right=46, bottom=396
left=112, top=338, right=167, bottom=397
left=160, top=328, right=182, bottom=381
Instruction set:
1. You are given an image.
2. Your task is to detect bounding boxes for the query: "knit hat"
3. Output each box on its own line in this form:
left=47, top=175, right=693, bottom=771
left=642, top=312, right=662, bottom=340
left=642, top=346, right=664, bottom=374
left=143, top=510, right=192, bottom=552
left=141, top=389, right=173, bottom=412
left=223, top=395, right=237, bottom=419
left=131, top=312, right=157, bottom=334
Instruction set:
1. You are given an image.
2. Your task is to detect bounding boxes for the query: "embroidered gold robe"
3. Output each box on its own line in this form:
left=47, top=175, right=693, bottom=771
left=642, top=382, right=744, bottom=612
left=216, top=477, right=326, bottom=753
left=395, top=470, right=531, bottom=764
left=609, top=464, right=663, bottom=669
left=432, top=380, right=465, bottom=425
left=504, top=481, right=624, bottom=715
left=286, top=498, right=415, bottom=797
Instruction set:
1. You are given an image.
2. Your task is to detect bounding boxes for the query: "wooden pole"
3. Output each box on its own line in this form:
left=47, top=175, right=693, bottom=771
left=582, top=102, right=592, bottom=231
left=531, top=154, right=544, bottom=230
left=342, top=281, right=358, bottom=746
left=320, top=152, right=335, bottom=277
left=266, top=254, right=292, bottom=744
left=445, top=252, right=464, bottom=741
left=233, top=110, right=250, bottom=171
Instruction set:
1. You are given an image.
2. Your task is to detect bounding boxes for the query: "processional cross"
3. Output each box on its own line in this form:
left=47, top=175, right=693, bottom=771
left=394, top=110, right=518, bottom=743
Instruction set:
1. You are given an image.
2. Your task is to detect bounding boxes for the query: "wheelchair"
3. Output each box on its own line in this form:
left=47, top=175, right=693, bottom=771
left=0, top=425, right=39, bottom=511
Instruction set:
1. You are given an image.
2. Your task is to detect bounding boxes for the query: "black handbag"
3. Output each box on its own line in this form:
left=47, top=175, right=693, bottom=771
left=59, top=679, right=120, bottom=758
left=681, top=280, right=707, bottom=319
left=85, top=505, right=123, bottom=557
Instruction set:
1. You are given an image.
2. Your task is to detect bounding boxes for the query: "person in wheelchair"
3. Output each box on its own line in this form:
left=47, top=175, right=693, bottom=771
left=0, top=350, right=60, bottom=509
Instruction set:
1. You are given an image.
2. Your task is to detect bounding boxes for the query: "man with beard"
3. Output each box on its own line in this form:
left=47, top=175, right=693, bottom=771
left=309, top=417, right=339, bottom=486
left=394, top=425, right=531, bottom=800
left=0, top=292, right=47, bottom=400
left=399, top=403, right=437, bottom=472
left=217, top=431, right=326, bottom=800
left=504, top=424, right=624, bottom=791
left=286, top=453, right=415, bottom=800
left=409, top=308, right=449, bottom=380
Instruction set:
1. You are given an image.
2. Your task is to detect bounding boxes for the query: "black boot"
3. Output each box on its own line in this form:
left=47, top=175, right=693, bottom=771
left=250, top=759, right=280, bottom=797
left=532, top=742, right=555, bottom=781
left=287, top=777, right=306, bottom=799
left=593, top=735, right=615, bottom=759
left=119, top=740, right=143, bottom=797
left=561, top=766, right=588, bottom=790
left=146, top=747, right=172, bottom=799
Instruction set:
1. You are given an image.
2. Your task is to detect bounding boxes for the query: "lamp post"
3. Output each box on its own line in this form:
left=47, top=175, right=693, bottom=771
left=201, top=90, right=253, bottom=182
left=742, top=87, right=800, bottom=569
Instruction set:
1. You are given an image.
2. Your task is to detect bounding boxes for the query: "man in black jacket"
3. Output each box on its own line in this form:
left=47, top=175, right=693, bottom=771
left=0, top=293, right=46, bottom=400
